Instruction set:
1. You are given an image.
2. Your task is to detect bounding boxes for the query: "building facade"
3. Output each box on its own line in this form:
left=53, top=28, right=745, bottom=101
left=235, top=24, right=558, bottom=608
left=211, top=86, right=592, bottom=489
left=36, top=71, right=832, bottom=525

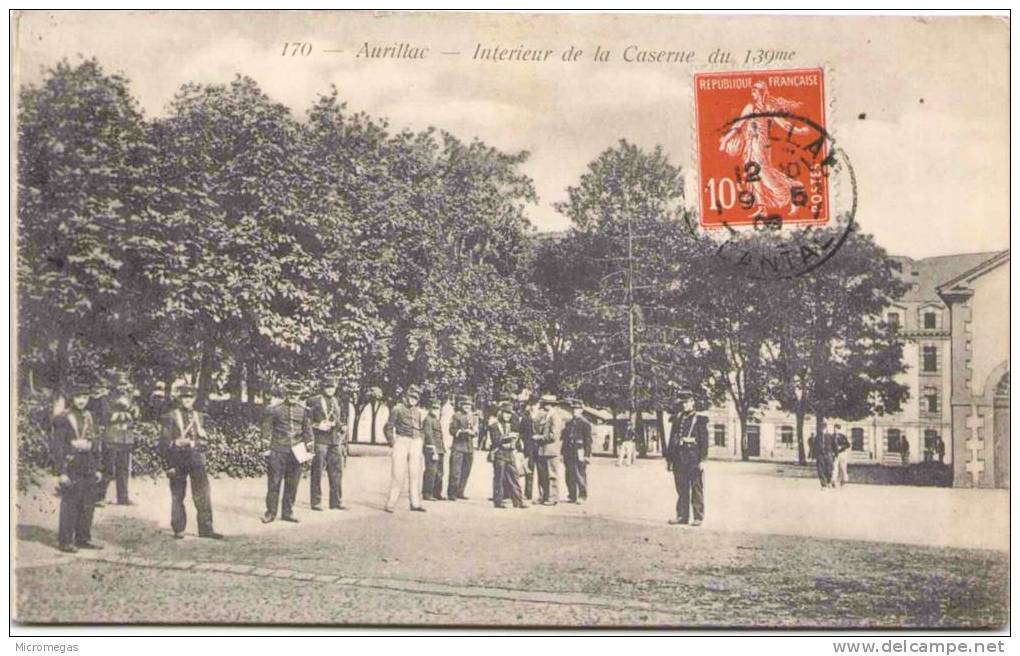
left=694, top=251, right=1008, bottom=479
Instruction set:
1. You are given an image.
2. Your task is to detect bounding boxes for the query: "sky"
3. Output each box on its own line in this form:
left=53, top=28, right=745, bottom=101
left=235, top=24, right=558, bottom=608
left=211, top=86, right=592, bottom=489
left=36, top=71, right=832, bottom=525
left=13, top=11, right=1011, bottom=259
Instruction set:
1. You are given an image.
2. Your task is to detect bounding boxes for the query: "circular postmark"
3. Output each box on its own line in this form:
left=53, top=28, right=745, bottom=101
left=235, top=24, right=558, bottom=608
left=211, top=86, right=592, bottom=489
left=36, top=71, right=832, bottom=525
left=706, top=110, right=856, bottom=280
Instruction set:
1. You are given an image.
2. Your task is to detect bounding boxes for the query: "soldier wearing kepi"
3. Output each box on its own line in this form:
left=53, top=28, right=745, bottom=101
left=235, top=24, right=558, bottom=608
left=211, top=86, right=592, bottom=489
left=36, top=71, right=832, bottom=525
left=159, top=384, right=222, bottom=539
left=561, top=398, right=593, bottom=505
left=534, top=394, right=566, bottom=506
left=307, top=375, right=347, bottom=511
left=422, top=398, right=446, bottom=501
left=447, top=395, right=478, bottom=501
left=52, top=383, right=104, bottom=552
left=261, top=380, right=313, bottom=523
left=100, top=371, right=139, bottom=505
left=665, top=388, right=709, bottom=526
left=519, top=394, right=541, bottom=502
left=383, top=384, right=427, bottom=513
left=489, top=402, right=526, bottom=509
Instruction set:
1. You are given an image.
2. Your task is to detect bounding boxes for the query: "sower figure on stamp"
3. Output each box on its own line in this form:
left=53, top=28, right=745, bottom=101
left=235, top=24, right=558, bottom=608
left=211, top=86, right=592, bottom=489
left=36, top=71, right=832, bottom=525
left=100, top=371, right=139, bottom=506
left=489, top=402, right=526, bottom=509
left=447, top=395, right=477, bottom=501
left=665, top=388, right=709, bottom=526
left=261, top=381, right=313, bottom=523
left=159, top=384, right=222, bottom=539
left=534, top=394, right=566, bottom=506
left=422, top=398, right=446, bottom=501
left=383, top=385, right=427, bottom=513
left=562, top=398, right=593, bottom=505
left=52, top=382, right=104, bottom=553
left=307, top=375, right=347, bottom=511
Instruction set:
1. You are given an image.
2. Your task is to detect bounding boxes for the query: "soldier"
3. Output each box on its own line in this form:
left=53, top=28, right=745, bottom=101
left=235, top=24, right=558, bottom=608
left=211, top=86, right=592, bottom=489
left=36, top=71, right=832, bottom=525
left=86, top=380, right=110, bottom=508
left=261, top=380, right=313, bottom=523
left=489, top=402, right=526, bottom=508
left=561, top=398, right=593, bottom=505
left=421, top=398, right=446, bottom=500
left=159, top=384, right=222, bottom=539
left=100, top=372, right=139, bottom=505
left=383, top=385, right=427, bottom=513
left=832, top=423, right=851, bottom=488
left=307, top=375, right=347, bottom=511
left=616, top=422, right=637, bottom=467
left=447, top=395, right=478, bottom=501
left=665, top=389, right=709, bottom=526
left=519, top=394, right=541, bottom=501
left=814, top=422, right=836, bottom=489
left=534, top=394, right=566, bottom=506
left=52, top=383, right=104, bottom=552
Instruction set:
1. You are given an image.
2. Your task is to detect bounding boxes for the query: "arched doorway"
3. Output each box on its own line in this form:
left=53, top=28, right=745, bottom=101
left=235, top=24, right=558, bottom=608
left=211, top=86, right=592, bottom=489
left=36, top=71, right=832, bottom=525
left=993, top=371, right=1009, bottom=488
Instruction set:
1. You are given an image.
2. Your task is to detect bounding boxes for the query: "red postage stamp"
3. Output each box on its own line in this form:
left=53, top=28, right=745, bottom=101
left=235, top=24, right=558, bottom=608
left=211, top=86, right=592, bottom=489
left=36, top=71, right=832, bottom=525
left=694, top=68, right=830, bottom=229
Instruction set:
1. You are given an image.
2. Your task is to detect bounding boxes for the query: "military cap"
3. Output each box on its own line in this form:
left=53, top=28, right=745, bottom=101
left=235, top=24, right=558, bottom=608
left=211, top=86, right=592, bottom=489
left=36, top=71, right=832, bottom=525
left=570, top=398, right=585, bottom=409
left=178, top=383, right=198, bottom=397
left=68, top=382, right=93, bottom=397
left=497, top=401, right=514, bottom=413
left=282, top=380, right=303, bottom=394
left=405, top=384, right=422, bottom=398
left=539, top=394, right=557, bottom=405
left=527, top=392, right=542, bottom=404
left=674, top=388, right=694, bottom=400
left=321, top=375, right=341, bottom=387
left=427, top=397, right=441, bottom=409
left=456, top=394, right=473, bottom=406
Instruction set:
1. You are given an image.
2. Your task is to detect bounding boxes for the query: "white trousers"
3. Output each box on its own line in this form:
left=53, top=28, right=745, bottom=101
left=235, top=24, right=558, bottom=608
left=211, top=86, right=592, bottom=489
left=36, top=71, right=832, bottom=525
left=386, top=436, right=425, bottom=509
left=617, top=441, right=636, bottom=466
left=833, top=451, right=850, bottom=486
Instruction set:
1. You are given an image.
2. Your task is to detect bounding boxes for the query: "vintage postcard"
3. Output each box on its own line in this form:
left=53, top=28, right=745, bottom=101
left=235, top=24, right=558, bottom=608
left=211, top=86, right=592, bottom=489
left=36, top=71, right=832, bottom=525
left=10, top=10, right=1010, bottom=632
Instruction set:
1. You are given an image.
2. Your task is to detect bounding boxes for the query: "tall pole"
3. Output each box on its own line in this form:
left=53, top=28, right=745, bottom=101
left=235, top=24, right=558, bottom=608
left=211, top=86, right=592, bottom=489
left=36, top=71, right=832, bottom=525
left=627, top=212, right=640, bottom=455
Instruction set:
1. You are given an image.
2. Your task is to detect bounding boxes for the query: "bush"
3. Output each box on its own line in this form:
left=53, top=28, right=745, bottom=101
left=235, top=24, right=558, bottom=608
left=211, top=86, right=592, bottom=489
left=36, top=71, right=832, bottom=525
left=15, top=396, right=272, bottom=490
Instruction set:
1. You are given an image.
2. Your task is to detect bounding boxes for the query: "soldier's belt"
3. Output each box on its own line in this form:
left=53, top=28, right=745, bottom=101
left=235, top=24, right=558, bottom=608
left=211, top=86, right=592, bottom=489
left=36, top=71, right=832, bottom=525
left=680, top=438, right=697, bottom=444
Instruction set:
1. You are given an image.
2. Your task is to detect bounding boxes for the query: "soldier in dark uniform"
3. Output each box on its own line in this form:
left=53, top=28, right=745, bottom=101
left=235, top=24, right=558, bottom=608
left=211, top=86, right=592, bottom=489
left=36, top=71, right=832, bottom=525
left=519, top=394, right=541, bottom=501
left=422, top=398, right=446, bottom=500
left=562, top=398, right=593, bottom=504
left=665, top=389, right=709, bottom=526
left=261, top=381, right=313, bottom=523
left=86, top=380, right=110, bottom=508
left=52, top=383, right=104, bottom=552
left=815, top=423, right=836, bottom=489
left=100, top=372, right=139, bottom=505
left=447, top=395, right=478, bottom=500
left=489, top=402, right=526, bottom=508
left=307, top=375, right=347, bottom=511
left=159, top=384, right=222, bottom=539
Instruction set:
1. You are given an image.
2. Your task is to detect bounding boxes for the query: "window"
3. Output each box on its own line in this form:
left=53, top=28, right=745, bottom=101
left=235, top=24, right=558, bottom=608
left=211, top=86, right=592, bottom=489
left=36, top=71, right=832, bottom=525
left=886, top=428, right=904, bottom=453
left=924, top=429, right=939, bottom=450
left=923, top=311, right=937, bottom=330
left=851, top=427, right=865, bottom=451
left=922, top=346, right=938, bottom=372
left=779, top=425, right=794, bottom=445
left=713, top=423, right=726, bottom=447
left=924, top=387, right=939, bottom=413
left=886, top=312, right=901, bottom=332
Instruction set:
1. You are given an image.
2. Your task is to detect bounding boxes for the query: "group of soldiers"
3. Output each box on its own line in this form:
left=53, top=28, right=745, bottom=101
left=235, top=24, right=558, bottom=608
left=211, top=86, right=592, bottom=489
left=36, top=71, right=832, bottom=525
left=48, top=371, right=714, bottom=553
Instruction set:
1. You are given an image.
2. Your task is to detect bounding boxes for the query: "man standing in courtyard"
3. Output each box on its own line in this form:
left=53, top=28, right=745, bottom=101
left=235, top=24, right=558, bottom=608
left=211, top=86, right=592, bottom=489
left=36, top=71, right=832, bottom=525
left=422, top=397, right=446, bottom=501
left=814, top=422, right=836, bottom=489
left=383, top=385, right=427, bottom=513
left=519, top=394, right=541, bottom=501
left=489, top=402, right=526, bottom=508
left=261, top=381, right=313, bottom=523
left=160, top=384, right=222, bottom=539
left=534, top=394, right=567, bottom=506
left=307, top=375, right=347, bottom=511
left=100, top=371, right=139, bottom=506
left=665, top=388, right=708, bottom=526
left=832, top=423, right=851, bottom=488
left=561, top=398, right=593, bottom=504
left=52, top=382, right=104, bottom=552
left=447, top=395, right=477, bottom=501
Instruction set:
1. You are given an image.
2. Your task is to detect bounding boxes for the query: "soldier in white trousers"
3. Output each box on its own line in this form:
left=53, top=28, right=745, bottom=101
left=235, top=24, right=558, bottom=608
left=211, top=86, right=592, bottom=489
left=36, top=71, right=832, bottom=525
left=383, top=385, right=427, bottom=513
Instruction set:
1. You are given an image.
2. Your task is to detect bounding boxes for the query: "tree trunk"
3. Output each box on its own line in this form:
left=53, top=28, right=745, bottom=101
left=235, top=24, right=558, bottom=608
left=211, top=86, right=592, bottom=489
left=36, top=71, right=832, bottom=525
left=814, top=413, right=826, bottom=451
left=227, top=359, right=244, bottom=402
left=795, top=406, right=807, bottom=465
left=738, top=411, right=749, bottom=461
left=196, top=342, right=214, bottom=409
left=352, top=401, right=368, bottom=443
left=655, top=409, right=666, bottom=456
left=370, top=400, right=380, bottom=444
left=28, top=367, right=36, bottom=395
left=610, top=409, right=619, bottom=457
left=247, top=357, right=260, bottom=404
left=55, top=334, right=71, bottom=392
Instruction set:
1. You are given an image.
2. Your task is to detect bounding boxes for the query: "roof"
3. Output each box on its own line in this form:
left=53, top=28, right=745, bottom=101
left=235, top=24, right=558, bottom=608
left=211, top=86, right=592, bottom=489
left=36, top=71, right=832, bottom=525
left=936, top=250, right=1010, bottom=294
left=889, top=251, right=1003, bottom=303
